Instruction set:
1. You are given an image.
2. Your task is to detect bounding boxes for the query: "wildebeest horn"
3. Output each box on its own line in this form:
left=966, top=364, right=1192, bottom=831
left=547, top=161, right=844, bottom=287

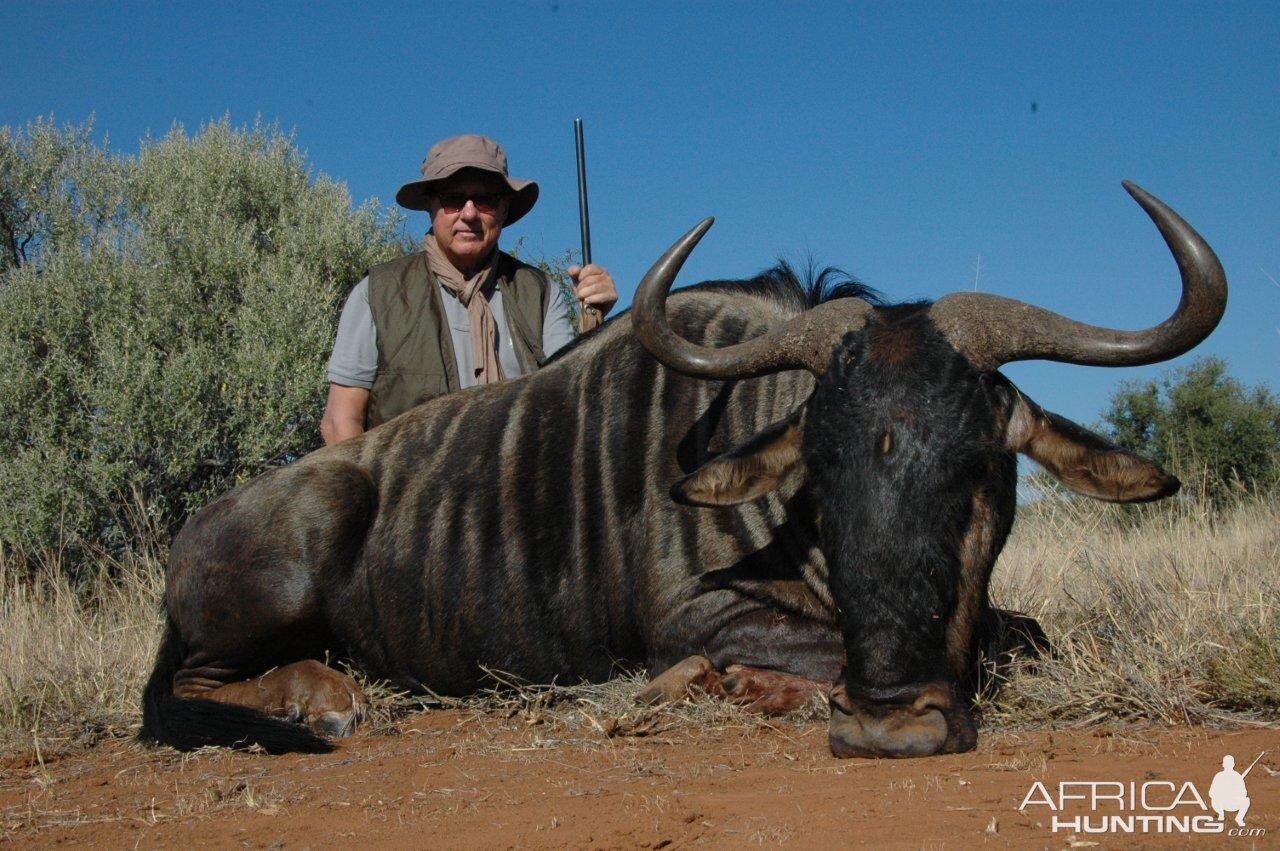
left=632, top=218, right=875, bottom=379
left=929, top=181, right=1227, bottom=371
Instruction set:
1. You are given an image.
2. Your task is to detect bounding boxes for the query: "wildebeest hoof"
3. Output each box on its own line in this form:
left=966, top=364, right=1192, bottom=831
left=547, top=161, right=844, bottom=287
left=637, top=655, right=720, bottom=705
left=969, top=608, right=1052, bottom=697
left=721, top=665, right=826, bottom=715
left=312, top=708, right=361, bottom=738
left=978, top=608, right=1051, bottom=672
left=990, top=608, right=1050, bottom=660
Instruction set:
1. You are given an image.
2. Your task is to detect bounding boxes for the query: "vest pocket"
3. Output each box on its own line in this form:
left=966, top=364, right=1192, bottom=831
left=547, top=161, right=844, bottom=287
left=410, top=371, right=450, bottom=405
left=370, top=368, right=451, bottom=425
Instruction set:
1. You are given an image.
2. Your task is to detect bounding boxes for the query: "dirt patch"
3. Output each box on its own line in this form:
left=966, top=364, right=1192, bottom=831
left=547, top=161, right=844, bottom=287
left=3, top=714, right=1277, bottom=848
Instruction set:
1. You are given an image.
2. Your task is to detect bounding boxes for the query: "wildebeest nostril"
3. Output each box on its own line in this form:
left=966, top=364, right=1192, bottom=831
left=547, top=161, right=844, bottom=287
left=911, top=686, right=953, bottom=716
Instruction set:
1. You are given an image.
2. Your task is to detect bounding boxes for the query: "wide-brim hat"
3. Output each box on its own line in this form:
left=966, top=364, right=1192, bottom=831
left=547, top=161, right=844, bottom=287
left=395, top=133, right=539, bottom=225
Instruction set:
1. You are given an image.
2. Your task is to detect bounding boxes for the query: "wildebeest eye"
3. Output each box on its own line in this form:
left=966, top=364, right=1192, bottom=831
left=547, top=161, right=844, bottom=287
left=879, top=428, right=893, bottom=455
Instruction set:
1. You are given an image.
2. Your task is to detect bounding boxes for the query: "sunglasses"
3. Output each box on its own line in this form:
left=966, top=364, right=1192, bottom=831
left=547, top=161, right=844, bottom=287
left=435, top=191, right=509, bottom=214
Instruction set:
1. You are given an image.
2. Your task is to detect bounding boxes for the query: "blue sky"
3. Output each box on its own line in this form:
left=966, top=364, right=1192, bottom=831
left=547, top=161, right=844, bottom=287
left=3, top=2, right=1277, bottom=424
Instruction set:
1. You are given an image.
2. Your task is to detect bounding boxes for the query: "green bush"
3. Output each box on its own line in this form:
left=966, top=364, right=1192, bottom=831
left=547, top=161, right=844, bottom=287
left=0, top=117, right=406, bottom=571
left=1102, top=356, right=1280, bottom=499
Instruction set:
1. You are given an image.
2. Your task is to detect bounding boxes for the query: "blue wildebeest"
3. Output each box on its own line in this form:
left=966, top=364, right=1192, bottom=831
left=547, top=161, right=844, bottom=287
left=140, top=182, right=1224, bottom=758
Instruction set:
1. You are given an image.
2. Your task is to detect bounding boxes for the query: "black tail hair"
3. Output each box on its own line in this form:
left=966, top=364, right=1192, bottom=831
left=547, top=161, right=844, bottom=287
left=138, top=620, right=334, bottom=754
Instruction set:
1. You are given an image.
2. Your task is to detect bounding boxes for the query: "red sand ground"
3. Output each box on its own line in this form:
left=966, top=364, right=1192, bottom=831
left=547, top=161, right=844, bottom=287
left=3, top=714, right=1277, bottom=849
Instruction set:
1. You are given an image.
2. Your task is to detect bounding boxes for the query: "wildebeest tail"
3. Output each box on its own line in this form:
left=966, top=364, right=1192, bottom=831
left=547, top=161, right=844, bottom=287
left=138, top=620, right=334, bottom=754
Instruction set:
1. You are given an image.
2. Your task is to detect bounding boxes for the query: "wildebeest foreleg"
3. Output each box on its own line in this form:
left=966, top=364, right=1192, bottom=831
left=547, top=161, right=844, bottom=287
left=180, top=660, right=367, bottom=737
left=637, top=656, right=827, bottom=715
left=719, top=665, right=826, bottom=714
left=636, top=655, right=722, bottom=705
left=642, top=595, right=844, bottom=711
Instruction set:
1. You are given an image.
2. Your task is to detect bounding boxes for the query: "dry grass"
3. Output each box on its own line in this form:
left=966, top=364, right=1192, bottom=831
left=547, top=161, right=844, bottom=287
left=0, top=547, right=163, bottom=757
left=354, top=664, right=827, bottom=748
left=1, top=489, right=1276, bottom=758
left=984, top=488, right=1280, bottom=727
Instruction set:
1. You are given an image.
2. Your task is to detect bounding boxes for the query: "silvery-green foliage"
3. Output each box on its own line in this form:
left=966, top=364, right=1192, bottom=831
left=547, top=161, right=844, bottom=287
left=0, top=117, right=127, bottom=276
left=0, top=117, right=406, bottom=569
left=505, top=238, right=581, bottom=332
left=538, top=247, right=584, bottom=333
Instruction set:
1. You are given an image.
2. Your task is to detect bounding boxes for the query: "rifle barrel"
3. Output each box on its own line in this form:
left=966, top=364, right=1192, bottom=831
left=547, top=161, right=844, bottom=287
left=574, top=118, right=600, bottom=331
left=574, top=118, right=592, bottom=266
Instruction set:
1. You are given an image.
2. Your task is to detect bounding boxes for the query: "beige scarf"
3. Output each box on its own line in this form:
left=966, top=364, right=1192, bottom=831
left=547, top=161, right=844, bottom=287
left=425, top=233, right=503, bottom=385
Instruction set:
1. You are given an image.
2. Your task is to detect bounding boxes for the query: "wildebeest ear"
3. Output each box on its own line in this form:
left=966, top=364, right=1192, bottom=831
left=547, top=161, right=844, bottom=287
left=1005, top=393, right=1179, bottom=503
left=671, top=412, right=805, bottom=506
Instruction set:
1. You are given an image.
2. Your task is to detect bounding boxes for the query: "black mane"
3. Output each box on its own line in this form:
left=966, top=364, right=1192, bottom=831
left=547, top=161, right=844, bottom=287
left=546, top=261, right=883, bottom=365
left=685, top=260, right=883, bottom=312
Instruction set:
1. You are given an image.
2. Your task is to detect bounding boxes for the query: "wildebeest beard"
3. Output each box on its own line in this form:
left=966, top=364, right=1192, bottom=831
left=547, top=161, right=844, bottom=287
left=803, top=306, right=1019, bottom=700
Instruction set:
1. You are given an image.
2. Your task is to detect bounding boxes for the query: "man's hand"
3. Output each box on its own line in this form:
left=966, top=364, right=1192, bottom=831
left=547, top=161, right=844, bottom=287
left=569, top=264, right=618, bottom=316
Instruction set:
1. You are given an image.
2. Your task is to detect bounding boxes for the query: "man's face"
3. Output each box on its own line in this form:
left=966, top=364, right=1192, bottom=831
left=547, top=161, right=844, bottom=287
left=427, top=171, right=511, bottom=274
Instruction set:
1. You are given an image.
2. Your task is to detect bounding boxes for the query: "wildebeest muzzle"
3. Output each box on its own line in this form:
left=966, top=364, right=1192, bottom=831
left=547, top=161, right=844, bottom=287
left=827, top=680, right=977, bottom=758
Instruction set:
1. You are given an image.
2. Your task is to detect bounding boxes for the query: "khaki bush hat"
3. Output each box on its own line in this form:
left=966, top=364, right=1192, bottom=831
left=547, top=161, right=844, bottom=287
left=395, top=134, right=539, bottom=224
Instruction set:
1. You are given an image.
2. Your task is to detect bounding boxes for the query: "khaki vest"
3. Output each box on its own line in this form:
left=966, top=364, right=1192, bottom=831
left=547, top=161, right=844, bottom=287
left=365, top=250, right=551, bottom=428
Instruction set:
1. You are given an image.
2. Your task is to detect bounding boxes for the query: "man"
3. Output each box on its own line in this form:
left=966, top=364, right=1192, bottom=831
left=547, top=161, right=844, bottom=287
left=1209, top=754, right=1251, bottom=827
left=321, top=134, right=617, bottom=444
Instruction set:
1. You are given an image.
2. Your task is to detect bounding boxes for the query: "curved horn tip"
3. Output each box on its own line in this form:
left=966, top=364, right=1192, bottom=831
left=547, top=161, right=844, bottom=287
left=664, top=217, right=715, bottom=258
left=1120, top=180, right=1188, bottom=229
left=1121, top=180, right=1156, bottom=207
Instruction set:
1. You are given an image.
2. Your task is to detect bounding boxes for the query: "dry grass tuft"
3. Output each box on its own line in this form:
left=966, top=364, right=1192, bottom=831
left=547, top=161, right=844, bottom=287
left=983, top=488, right=1280, bottom=727
left=0, top=547, right=162, bottom=757
left=1, top=488, right=1276, bottom=758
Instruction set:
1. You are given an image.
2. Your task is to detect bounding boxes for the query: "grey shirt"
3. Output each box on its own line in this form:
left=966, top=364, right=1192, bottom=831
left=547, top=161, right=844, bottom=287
left=327, top=274, right=576, bottom=390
